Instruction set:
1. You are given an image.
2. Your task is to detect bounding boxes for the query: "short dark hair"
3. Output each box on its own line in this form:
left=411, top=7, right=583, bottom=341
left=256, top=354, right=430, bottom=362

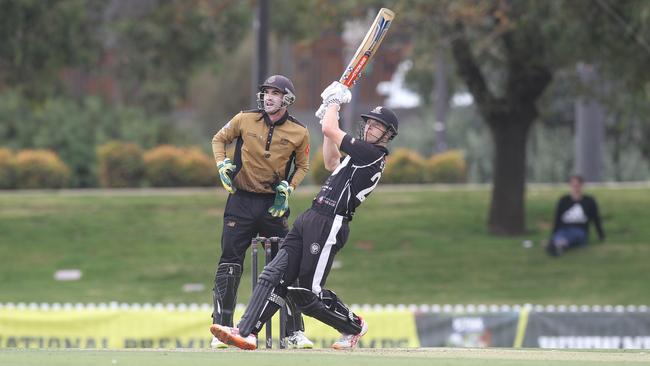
left=570, top=174, right=584, bottom=184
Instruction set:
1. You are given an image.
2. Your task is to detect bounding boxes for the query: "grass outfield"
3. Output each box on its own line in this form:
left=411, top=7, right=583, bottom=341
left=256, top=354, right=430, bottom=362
left=1, top=348, right=649, bottom=366
left=1, top=184, right=649, bottom=305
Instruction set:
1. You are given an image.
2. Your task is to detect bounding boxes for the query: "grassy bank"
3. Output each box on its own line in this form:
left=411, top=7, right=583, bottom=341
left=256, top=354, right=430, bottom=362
left=1, top=185, right=649, bottom=305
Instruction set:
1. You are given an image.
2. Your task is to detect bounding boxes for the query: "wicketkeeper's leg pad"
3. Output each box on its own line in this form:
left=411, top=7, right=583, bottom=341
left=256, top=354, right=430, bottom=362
left=212, top=262, right=242, bottom=326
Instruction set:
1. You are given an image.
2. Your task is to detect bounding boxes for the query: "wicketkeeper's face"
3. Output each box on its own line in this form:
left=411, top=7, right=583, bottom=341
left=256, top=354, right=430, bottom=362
left=262, top=88, right=284, bottom=114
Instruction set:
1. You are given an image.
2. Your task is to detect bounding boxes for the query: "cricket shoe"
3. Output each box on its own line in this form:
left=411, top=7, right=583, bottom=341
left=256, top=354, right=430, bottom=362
left=210, top=336, right=229, bottom=349
left=331, top=317, right=368, bottom=350
left=286, top=330, right=314, bottom=349
left=209, top=324, right=257, bottom=350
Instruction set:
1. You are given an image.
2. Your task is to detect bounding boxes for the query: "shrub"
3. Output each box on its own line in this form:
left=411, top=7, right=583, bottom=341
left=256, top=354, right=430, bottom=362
left=0, top=147, right=16, bottom=189
left=181, top=148, right=215, bottom=187
left=143, top=145, right=186, bottom=187
left=426, top=149, right=467, bottom=183
left=14, top=150, right=70, bottom=189
left=97, top=141, right=144, bottom=188
left=0, top=91, right=186, bottom=187
left=382, top=148, right=427, bottom=184
left=144, top=145, right=216, bottom=187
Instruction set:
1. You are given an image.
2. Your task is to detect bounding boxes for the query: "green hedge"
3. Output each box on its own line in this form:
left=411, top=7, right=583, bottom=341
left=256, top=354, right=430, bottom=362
left=312, top=146, right=467, bottom=184
left=144, top=145, right=215, bottom=187
left=0, top=147, right=16, bottom=189
left=426, top=149, right=467, bottom=183
left=97, top=141, right=145, bottom=188
left=4, top=143, right=466, bottom=189
left=382, top=148, right=427, bottom=183
left=181, top=148, right=215, bottom=187
left=14, top=149, right=70, bottom=189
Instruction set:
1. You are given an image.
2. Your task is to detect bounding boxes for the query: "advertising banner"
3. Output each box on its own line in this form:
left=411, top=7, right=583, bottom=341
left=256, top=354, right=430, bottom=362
left=414, top=312, right=519, bottom=347
left=522, top=312, right=650, bottom=349
left=3, top=304, right=650, bottom=349
left=0, top=305, right=419, bottom=349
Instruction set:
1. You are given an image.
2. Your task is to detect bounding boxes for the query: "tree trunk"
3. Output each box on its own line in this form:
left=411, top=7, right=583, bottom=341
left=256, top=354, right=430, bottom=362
left=449, top=19, right=552, bottom=236
left=574, top=63, right=605, bottom=182
left=487, top=118, right=531, bottom=235
left=433, top=49, right=449, bottom=154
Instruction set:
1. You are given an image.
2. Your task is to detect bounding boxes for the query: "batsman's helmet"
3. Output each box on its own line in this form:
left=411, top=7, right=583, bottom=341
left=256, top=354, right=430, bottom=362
left=361, top=106, right=399, bottom=141
left=258, top=75, right=296, bottom=107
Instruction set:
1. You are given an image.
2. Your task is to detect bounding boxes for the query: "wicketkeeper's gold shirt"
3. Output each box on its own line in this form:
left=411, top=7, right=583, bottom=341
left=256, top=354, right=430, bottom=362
left=212, top=109, right=310, bottom=194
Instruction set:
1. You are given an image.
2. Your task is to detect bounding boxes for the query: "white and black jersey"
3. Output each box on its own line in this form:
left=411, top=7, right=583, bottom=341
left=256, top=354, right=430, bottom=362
left=234, top=134, right=390, bottom=337
left=312, top=134, right=388, bottom=221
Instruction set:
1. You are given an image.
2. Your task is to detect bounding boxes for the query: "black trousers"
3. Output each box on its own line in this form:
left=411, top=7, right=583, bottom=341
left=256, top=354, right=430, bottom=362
left=281, top=209, right=350, bottom=294
left=219, top=190, right=289, bottom=265
left=214, top=190, right=304, bottom=335
left=236, top=208, right=357, bottom=336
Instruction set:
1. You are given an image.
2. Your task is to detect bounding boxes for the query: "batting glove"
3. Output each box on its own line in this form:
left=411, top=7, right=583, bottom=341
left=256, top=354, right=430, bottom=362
left=315, top=81, right=352, bottom=120
left=268, top=180, right=293, bottom=217
left=217, top=158, right=237, bottom=194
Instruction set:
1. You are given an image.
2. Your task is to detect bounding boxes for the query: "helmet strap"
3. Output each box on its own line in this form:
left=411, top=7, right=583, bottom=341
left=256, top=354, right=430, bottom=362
left=360, top=120, right=394, bottom=144
left=282, top=90, right=296, bottom=107
left=256, top=92, right=265, bottom=110
left=259, top=89, right=294, bottom=110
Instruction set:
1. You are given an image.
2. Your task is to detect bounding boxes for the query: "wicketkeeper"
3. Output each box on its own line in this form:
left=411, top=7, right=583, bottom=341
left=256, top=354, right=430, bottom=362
left=210, top=75, right=313, bottom=349
left=210, top=81, right=399, bottom=350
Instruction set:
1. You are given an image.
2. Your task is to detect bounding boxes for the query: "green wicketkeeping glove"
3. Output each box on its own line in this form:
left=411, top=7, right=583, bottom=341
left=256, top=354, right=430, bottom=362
left=268, top=180, right=293, bottom=217
left=217, top=158, right=237, bottom=194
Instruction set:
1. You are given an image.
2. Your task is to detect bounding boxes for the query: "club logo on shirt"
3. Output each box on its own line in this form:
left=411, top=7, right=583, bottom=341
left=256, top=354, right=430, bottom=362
left=562, top=203, right=588, bottom=223
left=310, top=243, right=321, bottom=255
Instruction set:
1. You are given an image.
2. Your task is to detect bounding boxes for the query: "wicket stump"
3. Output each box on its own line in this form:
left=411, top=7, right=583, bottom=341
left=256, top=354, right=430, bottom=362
left=251, top=236, right=287, bottom=349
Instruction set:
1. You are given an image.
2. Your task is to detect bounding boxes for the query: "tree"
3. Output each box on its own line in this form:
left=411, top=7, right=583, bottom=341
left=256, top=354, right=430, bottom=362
left=448, top=2, right=552, bottom=235
left=0, top=0, right=102, bottom=98
left=106, top=0, right=251, bottom=112
left=402, top=0, right=650, bottom=235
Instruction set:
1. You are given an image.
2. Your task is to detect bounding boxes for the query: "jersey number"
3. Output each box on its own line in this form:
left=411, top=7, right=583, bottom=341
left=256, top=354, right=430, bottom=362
left=356, top=172, right=381, bottom=203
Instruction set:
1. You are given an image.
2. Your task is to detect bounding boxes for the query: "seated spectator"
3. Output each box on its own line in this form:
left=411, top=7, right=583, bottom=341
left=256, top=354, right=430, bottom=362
left=546, top=174, right=605, bottom=257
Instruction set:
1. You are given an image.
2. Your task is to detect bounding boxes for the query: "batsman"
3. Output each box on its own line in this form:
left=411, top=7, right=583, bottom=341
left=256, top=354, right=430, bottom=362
left=210, top=75, right=313, bottom=349
left=210, top=81, right=399, bottom=350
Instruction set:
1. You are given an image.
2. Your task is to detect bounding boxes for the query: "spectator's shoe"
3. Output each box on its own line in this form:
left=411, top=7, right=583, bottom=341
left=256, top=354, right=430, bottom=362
left=286, top=330, right=314, bottom=349
left=210, top=336, right=229, bottom=349
left=331, top=317, right=368, bottom=350
left=546, top=240, right=564, bottom=257
left=209, top=324, right=257, bottom=350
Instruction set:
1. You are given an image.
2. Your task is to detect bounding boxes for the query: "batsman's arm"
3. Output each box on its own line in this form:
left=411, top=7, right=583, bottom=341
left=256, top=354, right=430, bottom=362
left=322, top=104, right=345, bottom=171
left=211, top=114, right=242, bottom=163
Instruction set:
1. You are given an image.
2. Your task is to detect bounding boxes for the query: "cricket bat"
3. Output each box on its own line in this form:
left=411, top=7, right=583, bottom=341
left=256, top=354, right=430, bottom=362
left=340, top=8, right=395, bottom=88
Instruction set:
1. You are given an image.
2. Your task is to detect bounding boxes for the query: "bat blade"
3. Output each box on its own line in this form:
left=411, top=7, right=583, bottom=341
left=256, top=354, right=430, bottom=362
left=340, top=8, right=395, bottom=88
